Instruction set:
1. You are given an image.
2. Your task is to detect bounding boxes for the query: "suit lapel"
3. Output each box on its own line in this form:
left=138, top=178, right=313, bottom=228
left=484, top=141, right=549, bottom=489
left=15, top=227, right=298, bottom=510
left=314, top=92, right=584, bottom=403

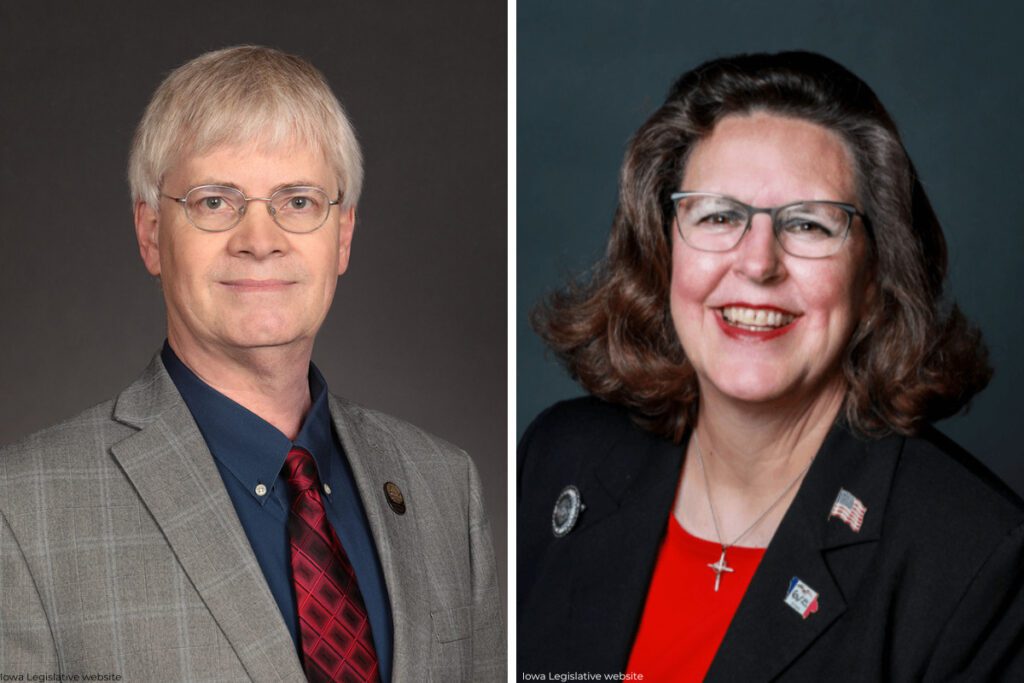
left=109, top=357, right=305, bottom=682
left=707, top=423, right=901, bottom=681
left=559, top=428, right=684, bottom=670
left=328, top=396, right=432, bottom=680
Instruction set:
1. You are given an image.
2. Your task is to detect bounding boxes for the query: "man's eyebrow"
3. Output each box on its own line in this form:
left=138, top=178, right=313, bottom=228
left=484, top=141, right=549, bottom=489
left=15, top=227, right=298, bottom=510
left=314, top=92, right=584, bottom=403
left=188, top=180, right=333, bottom=195
left=270, top=180, right=331, bottom=194
left=190, top=180, right=244, bottom=191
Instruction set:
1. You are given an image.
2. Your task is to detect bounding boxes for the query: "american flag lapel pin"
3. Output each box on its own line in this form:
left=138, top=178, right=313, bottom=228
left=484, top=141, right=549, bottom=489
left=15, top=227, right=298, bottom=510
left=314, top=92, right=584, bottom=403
left=829, top=487, right=867, bottom=532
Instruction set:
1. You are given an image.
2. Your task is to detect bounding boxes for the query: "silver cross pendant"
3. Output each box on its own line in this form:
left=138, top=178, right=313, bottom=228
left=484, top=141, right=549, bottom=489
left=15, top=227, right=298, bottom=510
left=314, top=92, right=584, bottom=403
left=708, top=549, right=734, bottom=592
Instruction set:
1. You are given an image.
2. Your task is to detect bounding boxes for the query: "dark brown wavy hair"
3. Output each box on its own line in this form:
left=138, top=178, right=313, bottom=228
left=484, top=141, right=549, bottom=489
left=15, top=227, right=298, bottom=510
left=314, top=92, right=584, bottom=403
left=533, top=51, right=991, bottom=442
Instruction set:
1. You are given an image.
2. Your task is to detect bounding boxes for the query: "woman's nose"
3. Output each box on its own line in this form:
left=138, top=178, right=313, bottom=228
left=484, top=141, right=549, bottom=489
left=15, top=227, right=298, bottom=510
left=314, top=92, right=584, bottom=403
left=733, top=213, right=785, bottom=284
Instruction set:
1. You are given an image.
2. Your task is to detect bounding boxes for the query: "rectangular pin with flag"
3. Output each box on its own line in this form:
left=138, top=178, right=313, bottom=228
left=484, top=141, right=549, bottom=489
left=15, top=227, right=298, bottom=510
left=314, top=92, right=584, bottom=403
left=785, top=577, right=819, bottom=619
left=829, top=487, right=867, bottom=532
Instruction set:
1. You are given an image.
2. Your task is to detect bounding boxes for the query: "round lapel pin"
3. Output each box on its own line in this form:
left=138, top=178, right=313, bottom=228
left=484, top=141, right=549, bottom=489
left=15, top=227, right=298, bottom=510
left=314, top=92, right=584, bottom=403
left=384, top=481, right=406, bottom=515
left=552, top=485, right=585, bottom=537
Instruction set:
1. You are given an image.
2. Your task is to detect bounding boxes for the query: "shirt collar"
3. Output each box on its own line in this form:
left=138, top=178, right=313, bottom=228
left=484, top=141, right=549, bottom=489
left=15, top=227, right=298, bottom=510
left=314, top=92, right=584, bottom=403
left=160, top=341, right=335, bottom=504
left=294, top=364, right=335, bottom=494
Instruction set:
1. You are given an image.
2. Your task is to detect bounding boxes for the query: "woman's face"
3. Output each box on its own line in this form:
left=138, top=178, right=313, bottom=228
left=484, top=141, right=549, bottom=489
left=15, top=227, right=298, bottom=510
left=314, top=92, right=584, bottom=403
left=670, top=112, right=874, bottom=409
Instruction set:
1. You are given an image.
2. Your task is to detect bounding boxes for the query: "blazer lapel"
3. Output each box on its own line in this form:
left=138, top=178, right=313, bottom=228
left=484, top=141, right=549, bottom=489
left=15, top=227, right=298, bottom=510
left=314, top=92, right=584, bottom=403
left=558, top=428, right=684, bottom=670
left=109, top=357, right=305, bottom=682
left=707, top=423, right=901, bottom=682
left=328, top=396, right=432, bottom=681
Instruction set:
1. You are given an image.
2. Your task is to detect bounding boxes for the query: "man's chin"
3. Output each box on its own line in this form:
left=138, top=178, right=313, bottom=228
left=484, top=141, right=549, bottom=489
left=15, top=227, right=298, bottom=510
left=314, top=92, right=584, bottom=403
left=215, top=327, right=310, bottom=352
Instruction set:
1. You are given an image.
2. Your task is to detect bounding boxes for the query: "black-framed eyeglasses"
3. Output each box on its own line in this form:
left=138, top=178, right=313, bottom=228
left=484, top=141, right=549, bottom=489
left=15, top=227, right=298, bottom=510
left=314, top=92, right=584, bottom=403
left=670, top=191, right=866, bottom=259
left=162, top=185, right=341, bottom=234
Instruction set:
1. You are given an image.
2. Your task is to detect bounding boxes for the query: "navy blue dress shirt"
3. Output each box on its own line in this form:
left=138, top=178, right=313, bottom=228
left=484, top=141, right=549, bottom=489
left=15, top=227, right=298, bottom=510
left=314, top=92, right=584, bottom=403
left=161, top=342, right=393, bottom=681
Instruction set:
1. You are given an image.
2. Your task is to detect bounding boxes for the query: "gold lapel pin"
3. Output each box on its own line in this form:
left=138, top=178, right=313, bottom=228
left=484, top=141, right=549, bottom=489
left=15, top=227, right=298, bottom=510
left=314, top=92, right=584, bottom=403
left=383, top=481, right=406, bottom=515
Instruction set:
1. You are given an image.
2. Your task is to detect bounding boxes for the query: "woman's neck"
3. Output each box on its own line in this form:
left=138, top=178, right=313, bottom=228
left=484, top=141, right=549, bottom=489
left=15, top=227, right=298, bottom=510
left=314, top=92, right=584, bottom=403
left=695, top=376, right=845, bottom=491
left=675, top=375, right=846, bottom=547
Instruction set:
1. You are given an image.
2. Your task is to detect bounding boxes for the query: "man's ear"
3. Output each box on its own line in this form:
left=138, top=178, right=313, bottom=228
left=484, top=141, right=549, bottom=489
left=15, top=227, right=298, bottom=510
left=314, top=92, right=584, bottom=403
left=337, top=205, right=356, bottom=276
left=134, top=200, right=161, bottom=276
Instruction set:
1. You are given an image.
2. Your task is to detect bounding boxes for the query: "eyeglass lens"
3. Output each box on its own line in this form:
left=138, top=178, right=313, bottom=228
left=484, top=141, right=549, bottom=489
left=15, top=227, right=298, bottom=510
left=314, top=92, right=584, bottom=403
left=675, top=194, right=851, bottom=258
left=184, top=186, right=331, bottom=233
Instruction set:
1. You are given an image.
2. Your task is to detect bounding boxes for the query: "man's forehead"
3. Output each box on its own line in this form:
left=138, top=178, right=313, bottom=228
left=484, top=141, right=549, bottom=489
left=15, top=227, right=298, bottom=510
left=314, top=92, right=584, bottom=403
left=167, top=136, right=334, bottom=188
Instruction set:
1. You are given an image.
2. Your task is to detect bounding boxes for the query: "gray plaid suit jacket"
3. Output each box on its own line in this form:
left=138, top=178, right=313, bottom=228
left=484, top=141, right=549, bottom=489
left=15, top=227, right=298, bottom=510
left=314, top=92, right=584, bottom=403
left=0, top=355, right=504, bottom=681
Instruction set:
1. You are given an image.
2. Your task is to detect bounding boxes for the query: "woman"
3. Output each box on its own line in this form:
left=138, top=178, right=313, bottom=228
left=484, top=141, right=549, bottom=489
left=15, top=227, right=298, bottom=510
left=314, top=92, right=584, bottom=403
left=518, top=52, right=1024, bottom=681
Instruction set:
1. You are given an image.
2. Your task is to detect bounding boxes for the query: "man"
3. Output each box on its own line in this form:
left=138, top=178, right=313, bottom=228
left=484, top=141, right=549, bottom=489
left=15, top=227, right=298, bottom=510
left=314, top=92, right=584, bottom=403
left=0, top=46, right=504, bottom=682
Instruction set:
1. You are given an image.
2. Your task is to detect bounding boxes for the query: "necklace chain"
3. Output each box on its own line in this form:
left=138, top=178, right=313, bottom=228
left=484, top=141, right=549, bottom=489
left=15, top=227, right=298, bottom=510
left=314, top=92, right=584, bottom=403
left=693, top=430, right=814, bottom=554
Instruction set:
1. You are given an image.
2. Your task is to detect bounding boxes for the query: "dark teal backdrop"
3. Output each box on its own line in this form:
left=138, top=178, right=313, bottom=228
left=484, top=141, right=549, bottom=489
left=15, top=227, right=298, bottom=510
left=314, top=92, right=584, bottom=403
left=517, top=0, right=1024, bottom=495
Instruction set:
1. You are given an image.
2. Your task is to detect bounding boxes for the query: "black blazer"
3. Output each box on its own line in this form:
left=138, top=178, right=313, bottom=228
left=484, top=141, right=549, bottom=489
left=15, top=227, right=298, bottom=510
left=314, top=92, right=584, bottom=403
left=518, top=397, right=1024, bottom=681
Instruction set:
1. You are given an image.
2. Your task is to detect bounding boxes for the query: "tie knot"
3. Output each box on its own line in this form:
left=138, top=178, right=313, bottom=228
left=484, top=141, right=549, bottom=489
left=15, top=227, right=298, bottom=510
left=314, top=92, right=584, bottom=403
left=283, top=447, right=320, bottom=493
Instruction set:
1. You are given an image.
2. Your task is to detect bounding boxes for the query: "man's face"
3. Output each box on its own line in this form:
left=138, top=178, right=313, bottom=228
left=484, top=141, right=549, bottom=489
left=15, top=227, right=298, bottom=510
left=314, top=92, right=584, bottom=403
left=134, top=139, right=354, bottom=359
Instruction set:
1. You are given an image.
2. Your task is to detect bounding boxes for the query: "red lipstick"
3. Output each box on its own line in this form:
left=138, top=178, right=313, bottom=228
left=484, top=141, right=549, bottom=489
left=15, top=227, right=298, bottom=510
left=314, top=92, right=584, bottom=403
left=714, top=302, right=800, bottom=341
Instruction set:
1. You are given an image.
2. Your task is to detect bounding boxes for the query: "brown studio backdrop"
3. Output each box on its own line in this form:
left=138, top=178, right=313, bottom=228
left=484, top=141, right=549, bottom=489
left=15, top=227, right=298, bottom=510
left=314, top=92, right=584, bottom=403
left=0, top=1, right=507, bottom=592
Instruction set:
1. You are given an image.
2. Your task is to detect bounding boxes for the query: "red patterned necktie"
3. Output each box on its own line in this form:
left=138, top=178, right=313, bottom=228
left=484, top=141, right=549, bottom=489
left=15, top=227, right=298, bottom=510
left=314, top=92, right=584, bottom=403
left=283, top=447, right=380, bottom=683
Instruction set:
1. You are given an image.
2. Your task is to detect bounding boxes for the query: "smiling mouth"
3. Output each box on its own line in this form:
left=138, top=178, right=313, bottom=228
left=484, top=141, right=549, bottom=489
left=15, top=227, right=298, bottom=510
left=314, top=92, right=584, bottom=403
left=720, top=306, right=797, bottom=331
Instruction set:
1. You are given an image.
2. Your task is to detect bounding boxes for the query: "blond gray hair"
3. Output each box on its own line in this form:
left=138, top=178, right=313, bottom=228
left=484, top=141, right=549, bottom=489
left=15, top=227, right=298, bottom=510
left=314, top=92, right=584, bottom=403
left=128, top=45, right=362, bottom=210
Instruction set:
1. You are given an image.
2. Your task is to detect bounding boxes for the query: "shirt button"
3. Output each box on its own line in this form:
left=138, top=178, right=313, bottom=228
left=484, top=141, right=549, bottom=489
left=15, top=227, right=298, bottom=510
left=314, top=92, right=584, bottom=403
left=255, top=484, right=268, bottom=497
left=323, top=483, right=332, bottom=495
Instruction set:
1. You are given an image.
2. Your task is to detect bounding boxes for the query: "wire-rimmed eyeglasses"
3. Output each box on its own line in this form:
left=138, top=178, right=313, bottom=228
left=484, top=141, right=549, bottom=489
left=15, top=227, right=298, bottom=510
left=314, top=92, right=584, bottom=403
left=670, top=191, right=866, bottom=259
left=162, top=185, right=341, bottom=234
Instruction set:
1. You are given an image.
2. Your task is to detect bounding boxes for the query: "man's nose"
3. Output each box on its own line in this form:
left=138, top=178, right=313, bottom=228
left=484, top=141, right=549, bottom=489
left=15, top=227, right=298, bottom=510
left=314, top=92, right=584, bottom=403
left=227, top=200, right=288, bottom=258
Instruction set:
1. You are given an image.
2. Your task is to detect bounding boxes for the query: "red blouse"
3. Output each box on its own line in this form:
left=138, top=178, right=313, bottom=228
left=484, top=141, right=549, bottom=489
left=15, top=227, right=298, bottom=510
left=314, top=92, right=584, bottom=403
left=626, top=516, right=766, bottom=682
